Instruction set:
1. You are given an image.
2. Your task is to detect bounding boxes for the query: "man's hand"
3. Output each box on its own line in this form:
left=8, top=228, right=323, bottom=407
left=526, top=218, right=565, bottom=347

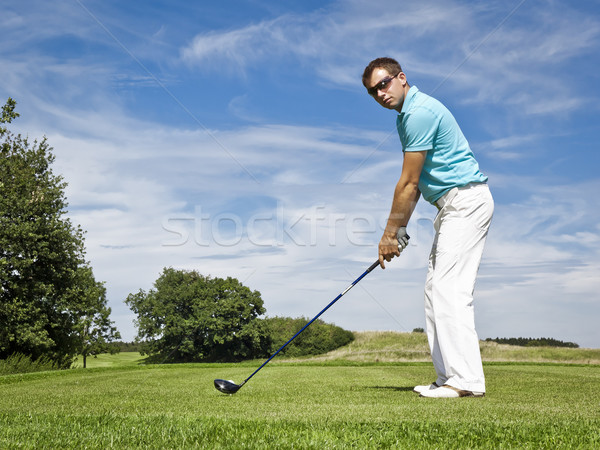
left=378, top=226, right=408, bottom=269
left=396, top=226, right=409, bottom=250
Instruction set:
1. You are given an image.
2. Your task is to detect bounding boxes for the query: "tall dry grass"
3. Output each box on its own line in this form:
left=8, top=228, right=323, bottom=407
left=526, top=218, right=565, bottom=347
left=281, top=331, right=600, bottom=364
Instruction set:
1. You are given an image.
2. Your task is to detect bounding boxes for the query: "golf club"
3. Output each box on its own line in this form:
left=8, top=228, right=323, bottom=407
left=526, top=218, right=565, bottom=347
left=214, top=232, right=408, bottom=395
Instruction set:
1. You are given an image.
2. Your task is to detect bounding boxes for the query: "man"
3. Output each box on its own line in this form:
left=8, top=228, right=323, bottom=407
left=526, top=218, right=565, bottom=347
left=362, top=57, right=493, bottom=398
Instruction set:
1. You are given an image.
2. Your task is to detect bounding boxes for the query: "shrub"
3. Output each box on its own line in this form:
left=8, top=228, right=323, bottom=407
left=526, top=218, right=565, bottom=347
left=0, top=353, right=60, bottom=375
left=263, top=317, right=354, bottom=357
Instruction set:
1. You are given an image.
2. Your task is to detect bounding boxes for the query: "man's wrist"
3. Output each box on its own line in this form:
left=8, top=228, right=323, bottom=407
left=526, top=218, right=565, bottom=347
left=384, top=224, right=403, bottom=236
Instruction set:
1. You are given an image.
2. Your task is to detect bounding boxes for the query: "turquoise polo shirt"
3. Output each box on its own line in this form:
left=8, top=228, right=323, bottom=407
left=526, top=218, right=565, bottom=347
left=396, top=86, right=487, bottom=204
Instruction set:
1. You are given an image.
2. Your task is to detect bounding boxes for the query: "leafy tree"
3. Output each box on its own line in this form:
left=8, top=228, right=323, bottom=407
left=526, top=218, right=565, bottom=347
left=0, top=98, right=119, bottom=367
left=126, top=268, right=270, bottom=362
left=1, top=98, right=19, bottom=133
left=69, top=266, right=121, bottom=368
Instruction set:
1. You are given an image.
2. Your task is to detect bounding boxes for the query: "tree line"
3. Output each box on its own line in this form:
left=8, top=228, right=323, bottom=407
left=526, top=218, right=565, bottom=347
left=126, top=267, right=354, bottom=362
left=485, top=337, right=579, bottom=348
left=115, top=312, right=355, bottom=358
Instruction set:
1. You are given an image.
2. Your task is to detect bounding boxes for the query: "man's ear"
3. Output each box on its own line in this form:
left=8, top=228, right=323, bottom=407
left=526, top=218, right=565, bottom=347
left=397, top=72, right=407, bottom=87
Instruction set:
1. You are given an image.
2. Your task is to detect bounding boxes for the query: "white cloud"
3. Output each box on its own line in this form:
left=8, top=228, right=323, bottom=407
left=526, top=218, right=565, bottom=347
left=181, top=21, right=278, bottom=68
left=179, top=0, right=600, bottom=119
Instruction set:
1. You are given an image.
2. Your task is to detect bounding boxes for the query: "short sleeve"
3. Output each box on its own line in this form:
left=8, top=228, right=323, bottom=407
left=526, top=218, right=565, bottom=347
left=397, top=106, right=440, bottom=152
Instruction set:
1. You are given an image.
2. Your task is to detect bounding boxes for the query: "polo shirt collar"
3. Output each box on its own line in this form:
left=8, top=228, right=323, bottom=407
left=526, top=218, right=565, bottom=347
left=398, top=85, right=419, bottom=116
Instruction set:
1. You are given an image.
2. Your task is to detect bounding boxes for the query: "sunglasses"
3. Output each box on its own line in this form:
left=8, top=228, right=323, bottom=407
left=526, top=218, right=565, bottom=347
left=367, top=73, right=399, bottom=96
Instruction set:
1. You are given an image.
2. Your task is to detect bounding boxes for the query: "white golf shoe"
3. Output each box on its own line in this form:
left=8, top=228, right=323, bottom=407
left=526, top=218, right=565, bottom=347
left=412, top=382, right=439, bottom=394
left=419, top=384, right=485, bottom=398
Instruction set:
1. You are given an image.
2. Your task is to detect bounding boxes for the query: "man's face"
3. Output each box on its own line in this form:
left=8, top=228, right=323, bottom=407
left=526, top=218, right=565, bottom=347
left=366, top=68, right=407, bottom=111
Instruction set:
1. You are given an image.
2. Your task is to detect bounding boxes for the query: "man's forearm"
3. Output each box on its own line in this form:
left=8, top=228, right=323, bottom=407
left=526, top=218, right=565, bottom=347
left=377, top=150, right=425, bottom=268
left=383, top=180, right=420, bottom=236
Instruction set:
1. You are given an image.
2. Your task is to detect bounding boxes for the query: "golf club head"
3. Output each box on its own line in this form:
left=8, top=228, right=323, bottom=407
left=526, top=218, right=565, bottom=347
left=214, top=379, right=242, bottom=394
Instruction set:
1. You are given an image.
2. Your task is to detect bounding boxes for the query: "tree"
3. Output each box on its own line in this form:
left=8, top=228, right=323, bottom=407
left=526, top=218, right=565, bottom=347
left=0, top=98, right=119, bottom=367
left=126, top=268, right=271, bottom=362
left=69, top=266, right=121, bottom=368
left=1, top=98, right=19, bottom=134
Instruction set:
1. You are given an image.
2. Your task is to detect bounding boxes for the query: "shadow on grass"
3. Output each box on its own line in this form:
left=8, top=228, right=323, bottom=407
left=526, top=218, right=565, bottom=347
left=368, top=386, right=414, bottom=392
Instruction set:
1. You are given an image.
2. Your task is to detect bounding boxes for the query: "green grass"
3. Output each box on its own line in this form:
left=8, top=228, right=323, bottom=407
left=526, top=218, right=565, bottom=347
left=1, top=334, right=599, bottom=448
left=1, top=363, right=599, bottom=448
left=72, top=352, right=144, bottom=369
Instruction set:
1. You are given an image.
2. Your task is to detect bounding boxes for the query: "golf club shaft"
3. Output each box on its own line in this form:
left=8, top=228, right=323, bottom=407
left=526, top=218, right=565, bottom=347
left=241, top=259, right=380, bottom=386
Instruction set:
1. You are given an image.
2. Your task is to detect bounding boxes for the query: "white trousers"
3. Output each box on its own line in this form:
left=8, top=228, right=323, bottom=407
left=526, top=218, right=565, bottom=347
left=424, top=183, right=493, bottom=393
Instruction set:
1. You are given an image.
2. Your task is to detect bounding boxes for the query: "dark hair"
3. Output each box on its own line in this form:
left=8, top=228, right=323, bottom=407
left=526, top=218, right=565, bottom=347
left=362, top=57, right=402, bottom=87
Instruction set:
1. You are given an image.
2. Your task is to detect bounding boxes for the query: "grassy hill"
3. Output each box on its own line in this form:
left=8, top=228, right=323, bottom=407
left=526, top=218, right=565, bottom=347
left=279, top=331, right=600, bottom=364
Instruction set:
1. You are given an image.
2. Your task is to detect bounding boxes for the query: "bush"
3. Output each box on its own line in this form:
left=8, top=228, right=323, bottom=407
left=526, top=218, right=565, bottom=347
left=263, top=317, right=354, bottom=357
left=0, top=353, right=60, bottom=375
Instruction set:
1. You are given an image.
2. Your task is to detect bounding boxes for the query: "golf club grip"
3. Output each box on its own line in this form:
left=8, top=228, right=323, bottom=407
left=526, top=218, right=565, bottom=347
left=243, top=261, right=381, bottom=384
left=367, top=260, right=380, bottom=272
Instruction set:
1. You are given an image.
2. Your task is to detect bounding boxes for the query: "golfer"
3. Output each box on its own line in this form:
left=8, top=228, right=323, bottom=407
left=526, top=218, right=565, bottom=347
left=362, top=57, right=493, bottom=398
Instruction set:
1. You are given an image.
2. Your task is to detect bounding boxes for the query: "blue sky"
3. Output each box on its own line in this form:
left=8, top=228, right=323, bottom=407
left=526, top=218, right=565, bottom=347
left=2, top=0, right=599, bottom=347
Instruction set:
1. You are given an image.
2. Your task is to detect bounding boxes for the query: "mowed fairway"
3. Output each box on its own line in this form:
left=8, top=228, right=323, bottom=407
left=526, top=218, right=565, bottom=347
left=1, top=358, right=599, bottom=448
